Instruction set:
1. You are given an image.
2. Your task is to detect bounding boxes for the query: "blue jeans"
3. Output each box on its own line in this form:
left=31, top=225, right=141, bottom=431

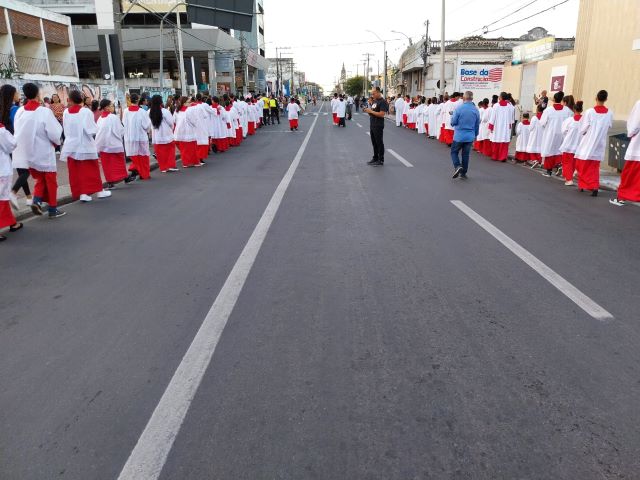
left=451, top=141, right=472, bottom=174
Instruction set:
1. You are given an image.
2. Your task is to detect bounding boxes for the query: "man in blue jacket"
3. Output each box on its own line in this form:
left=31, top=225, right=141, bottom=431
left=450, top=91, right=480, bottom=178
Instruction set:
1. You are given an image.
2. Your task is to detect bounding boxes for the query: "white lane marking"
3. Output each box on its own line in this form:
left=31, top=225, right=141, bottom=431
left=117, top=114, right=321, bottom=480
left=356, top=123, right=363, bottom=128
left=323, top=112, right=329, bottom=116
left=387, top=148, right=414, bottom=167
left=450, top=200, right=613, bottom=321
left=365, top=131, right=370, bottom=136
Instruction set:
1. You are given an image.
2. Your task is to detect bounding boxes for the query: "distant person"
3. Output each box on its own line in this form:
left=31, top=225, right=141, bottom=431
left=287, top=97, right=301, bottom=131
left=539, top=91, right=572, bottom=176
left=354, top=95, right=360, bottom=112
left=535, top=89, right=549, bottom=109
left=269, top=95, right=280, bottom=124
left=96, top=98, right=132, bottom=188
left=526, top=104, right=545, bottom=167
left=611, top=99, right=640, bottom=206
left=450, top=91, right=480, bottom=179
left=514, top=112, right=531, bottom=162
left=149, top=94, right=178, bottom=173
left=574, top=89, right=613, bottom=197
left=0, top=118, right=22, bottom=241
left=331, top=93, right=339, bottom=125
left=13, top=83, right=64, bottom=218
left=336, top=95, right=347, bottom=127
left=488, top=92, right=514, bottom=161
left=394, top=95, right=405, bottom=127
left=122, top=92, right=152, bottom=179
left=363, top=86, right=388, bottom=166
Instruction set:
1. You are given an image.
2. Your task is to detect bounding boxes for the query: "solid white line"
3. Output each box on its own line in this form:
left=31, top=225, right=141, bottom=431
left=117, top=114, right=321, bottom=480
left=356, top=123, right=363, bottom=128
left=387, top=148, right=414, bottom=167
left=450, top=200, right=613, bottom=320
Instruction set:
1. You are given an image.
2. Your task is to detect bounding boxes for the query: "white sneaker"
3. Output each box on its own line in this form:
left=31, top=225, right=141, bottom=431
left=168, top=168, right=179, bottom=172
left=609, top=198, right=626, bottom=207
left=564, top=180, right=574, bottom=186
left=25, top=198, right=33, bottom=206
left=97, top=190, right=112, bottom=199
left=9, top=192, right=19, bottom=209
left=80, top=194, right=92, bottom=202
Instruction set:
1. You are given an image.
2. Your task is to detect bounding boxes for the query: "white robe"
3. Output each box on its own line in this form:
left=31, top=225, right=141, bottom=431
left=151, top=108, right=174, bottom=145
left=575, top=107, right=613, bottom=162
left=394, top=98, right=405, bottom=126
left=427, top=104, right=438, bottom=136
left=61, top=107, right=98, bottom=161
left=0, top=126, right=17, bottom=201
left=331, top=98, right=339, bottom=114
left=478, top=107, right=490, bottom=141
left=443, top=99, right=462, bottom=131
left=624, top=100, right=640, bottom=161
left=539, top=104, right=573, bottom=157
left=13, top=104, right=62, bottom=172
left=525, top=115, right=543, bottom=154
left=416, top=104, right=426, bottom=134
left=336, top=100, right=346, bottom=118
left=237, top=100, right=249, bottom=137
left=559, top=115, right=582, bottom=154
left=96, top=113, right=125, bottom=153
left=222, top=109, right=235, bottom=138
left=287, top=103, right=301, bottom=119
left=173, top=107, right=197, bottom=142
left=489, top=102, right=513, bottom=143
left=122, top=107, right=151, bottom=156
left=407, top=107, right=417, bottom=125
left=515, top=121, right=531, bottom=152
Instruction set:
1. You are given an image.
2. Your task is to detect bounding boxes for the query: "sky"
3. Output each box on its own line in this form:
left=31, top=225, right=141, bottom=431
left=262, top=0, right=580, bottom=92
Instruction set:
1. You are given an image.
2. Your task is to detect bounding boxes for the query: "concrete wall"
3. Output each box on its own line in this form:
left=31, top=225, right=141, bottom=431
left=574, top=0, right=640, bottom=120
left=501, top=64, right=522, bottom=100
left=534, top=51, right=576, bottom=98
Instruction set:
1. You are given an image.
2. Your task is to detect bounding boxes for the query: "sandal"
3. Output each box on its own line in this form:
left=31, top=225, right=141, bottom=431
left=9, top=222, right=23, bottom=232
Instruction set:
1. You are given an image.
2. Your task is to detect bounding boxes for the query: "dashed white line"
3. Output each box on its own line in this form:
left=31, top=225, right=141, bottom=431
left=386, top=149, right=414, bottom=167
left=117, top=114, right=321, bottom=480
left=356, top=123, right=363, bottom=128
left=450, top=200, right=613, bottom=321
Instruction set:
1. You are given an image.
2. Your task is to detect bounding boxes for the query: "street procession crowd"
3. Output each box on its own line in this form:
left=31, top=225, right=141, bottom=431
left=0, top=81, right=306, bottom=242
left=389, top=90, right=640, bottom=204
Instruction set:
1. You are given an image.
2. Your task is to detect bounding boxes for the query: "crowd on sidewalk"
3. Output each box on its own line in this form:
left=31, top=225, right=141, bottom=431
left=389, top=89, right=639, bottom=206
left=0, top=82, right=306, bottom=242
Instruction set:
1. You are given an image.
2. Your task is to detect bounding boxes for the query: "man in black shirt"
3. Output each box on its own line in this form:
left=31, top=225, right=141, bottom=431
left=363, top=87, right=389, bottom=166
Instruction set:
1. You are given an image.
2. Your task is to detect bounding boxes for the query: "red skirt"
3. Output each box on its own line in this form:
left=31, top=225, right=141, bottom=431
left=443, top=129, right=454, bottom=145
left=177, top=141, right=198, bottom=166
left=617, top=160, right=640, bottom=201
left=213, top=138, right=229, bottom=152
left=439, top=124, right=446, bottom=143
left=543, top=154, right=562, bottom=170
left=528, top=152, right=541, bottom=161
left=575, top=158, right=600, bottom=190
left=425, top=124, right=429, bottom=135
left=67, top=158, right=104, bottom=199
left=561, top=152, right=576, bottom=181
left=402, top=114, right=408, bottom=125
left=248, top=122, right=256, bottom=135
left=514, top=151, right=528, bottom=161
left=99, top=151, right=127, bottom=182
left=333, top=113, right=338, bottom=124
left=289, top=119, right=299, bottom=129
left=29, top=169, right=57, bottom=207
left=154, top=143, right=176, bottom=171
left=235, top=128, right=243, bottom=144
left=0, top=201, right=16, bottom=229
left=196, top=144, right=209, bottom=161
left=481, top=140, right=492, bottom=156
left=408, top=122, right=416, bottom=129
left=473, top=140, right=481, bottom=151
left=129, top=155, right=151, bottom=179
left=491, top=142, right=509, bottom=161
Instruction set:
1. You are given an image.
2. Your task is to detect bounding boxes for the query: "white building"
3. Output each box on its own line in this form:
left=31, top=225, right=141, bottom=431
left=0, top=0, right=78, bottom=82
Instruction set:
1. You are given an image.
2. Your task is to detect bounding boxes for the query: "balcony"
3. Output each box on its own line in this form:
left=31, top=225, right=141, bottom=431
left=15, top=56, right=49, bottom=75
left=49, top=59, right=76, bottom=76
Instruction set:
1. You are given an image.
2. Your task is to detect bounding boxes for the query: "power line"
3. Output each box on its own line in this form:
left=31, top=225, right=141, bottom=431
left=463, top=0, right=541, bottom=36
left=485, top=0, right=572, bottom=34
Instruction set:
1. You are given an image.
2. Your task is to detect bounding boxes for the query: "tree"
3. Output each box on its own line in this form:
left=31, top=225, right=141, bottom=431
left=344, top=76, right=365, bottom=96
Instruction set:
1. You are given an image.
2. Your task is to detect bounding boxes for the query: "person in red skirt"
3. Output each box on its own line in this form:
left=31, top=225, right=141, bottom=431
left=62, top=90, right=112, bottom=202
left=287, top=97, right=301, bottom=131
left=148, top=95, right=178, bottom=173
left=96, top=99, right=133, bottom=188
left=610, top=99, right=640, bottom=206
left=574, top=90, right=613, bottom=197
left=559, top=101, right=583, bottom=186
left=173, top=96, right=201, bottom=168
left=0, top=121, right=23, bottom=241
left=123, top=93, right=152, bottom=179
left=514, top=112, right=531, bottom=162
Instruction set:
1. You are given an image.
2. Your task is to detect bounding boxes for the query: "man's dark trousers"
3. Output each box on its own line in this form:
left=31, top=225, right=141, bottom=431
left=370, top=125, right=385, bottom=162
left=270, top=108, right=280, bottom=124
left=451, top=141, right=472, bottom=174
left=263, top=109, right=271, bottom=124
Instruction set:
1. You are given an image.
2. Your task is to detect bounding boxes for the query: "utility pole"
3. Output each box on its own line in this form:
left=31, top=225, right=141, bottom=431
left=240, top=34, right=248, bottom=96
left=290, top=59, right=294, bottom=96
left=440, top=0, right=446, bottom=98
left=422, top=19, right=430, bottom=96
left=176, top=9, right=186, bottom=94
left=275, top=47, right=281, bottom=96
left=362, top=53, right=373, bottom=95
left=111, top=0, right=126, bottom=110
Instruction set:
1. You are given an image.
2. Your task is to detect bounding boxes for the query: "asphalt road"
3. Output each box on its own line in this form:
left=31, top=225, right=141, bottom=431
left=1, top=101, right=639, bottom=480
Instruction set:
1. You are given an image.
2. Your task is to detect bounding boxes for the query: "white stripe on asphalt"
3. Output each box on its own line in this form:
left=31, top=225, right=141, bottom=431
left=387, top=149, right=414, bottom=167
left=450, top=200, right=613, bottom=321
left=365, top=131, right=370, bottom=136
left=356, top=123, right=363, bottom=128
left=323, top=112, right=329, bottom=116
left=117, top=114, right=321, bottom=480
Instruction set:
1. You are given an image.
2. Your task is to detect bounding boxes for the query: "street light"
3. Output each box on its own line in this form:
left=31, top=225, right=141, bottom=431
left=365, top=29, right=387, bottom=96
left=391, top=30, right=413, bottom=45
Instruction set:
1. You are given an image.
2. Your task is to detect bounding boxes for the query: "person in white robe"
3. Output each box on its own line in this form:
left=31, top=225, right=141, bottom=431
left=96, top=98, right=130, bottom=187
left=336, top=96, right=347, bottom=127
left=287, top=98, right=301, bottom=131
left=394, top=95, right=405, bottom=127
left=539, top=91, right=573, bottom=175
left=514, top=112, right=532, bottom=162
left=148, top=94, right=177, bottom=173
left=487, top=93, right=514, bottom=161
left=122, top=93, right=152, bottom=179
left=331, top=93, right=339, bottom=126
left=611, top=99, right=640, bottom=205
left=442, top=93, right=462, bottom=145
left=427, top=97, right=439, bottom=138
left=559, top=101, right=583, bottom=186
left=173, top=96, right=200, bottom=167
left=416, top=98, right=426, bottom=135
left=0, top=123, right=21, bottom=238
left=13, top=83, right=64, bottom=218
left=575, top=89, right=613, bottom=196
left=402, top=95, right=411, bottom=126
left=525, top=105, right=544, bottom=166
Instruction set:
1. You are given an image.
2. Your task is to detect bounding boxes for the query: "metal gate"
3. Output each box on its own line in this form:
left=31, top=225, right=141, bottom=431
left=520, top=63, right=537, bottom=113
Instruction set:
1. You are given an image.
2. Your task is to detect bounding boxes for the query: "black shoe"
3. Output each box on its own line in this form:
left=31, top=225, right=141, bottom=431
left=31, top=202, right=43, bottom=216
left=367, top=158, right=378, bottom=165
left=591, top=189, right=598, bottom=197
left=460, top=173, right=468, bottom=179
left=370, top=161, right=383, bottom=167
left=452, top=166, right=463, bottom=178
left=48, top=209, right=66, bottom=219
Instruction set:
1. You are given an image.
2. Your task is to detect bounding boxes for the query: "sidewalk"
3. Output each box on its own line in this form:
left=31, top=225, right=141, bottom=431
left=11, top=153, right=162, bottom=221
